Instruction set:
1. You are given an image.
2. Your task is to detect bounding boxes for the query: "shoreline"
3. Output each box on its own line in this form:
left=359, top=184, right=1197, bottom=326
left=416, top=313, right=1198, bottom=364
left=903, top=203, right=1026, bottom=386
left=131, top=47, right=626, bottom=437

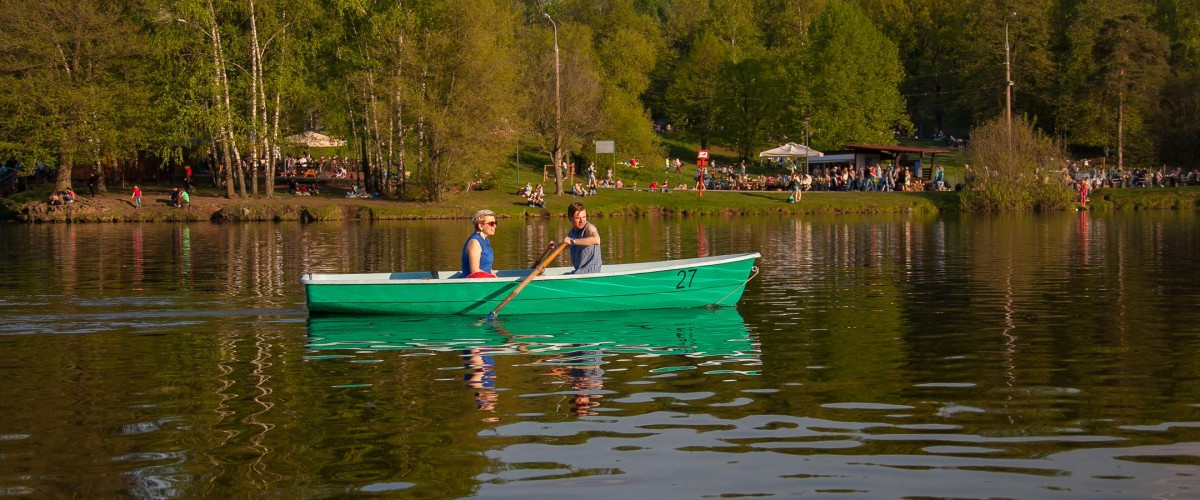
left=3, top=185, right=1198, bottom=223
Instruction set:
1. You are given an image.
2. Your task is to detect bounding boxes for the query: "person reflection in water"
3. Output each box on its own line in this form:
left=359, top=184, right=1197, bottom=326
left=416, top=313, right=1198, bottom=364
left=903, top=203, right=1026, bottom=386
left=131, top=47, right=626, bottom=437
left=544, top=350, right=605, bottom=416
left=463, top=347, right=500, bottom=422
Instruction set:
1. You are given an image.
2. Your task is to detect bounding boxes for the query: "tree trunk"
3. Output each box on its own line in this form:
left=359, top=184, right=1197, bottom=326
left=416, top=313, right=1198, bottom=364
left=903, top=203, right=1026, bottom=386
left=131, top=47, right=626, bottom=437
left=347, top=97, right=363, bottom=191
left=368, top=69, right=385, bottom=195
left=268, top=90, right=281, bottom=198
left=56, top=131, right=72, bottom=192
left=418, top=63, right=429, bottom=200
left=394, top=32, right=406, bottom=197
left=248, top=0, right=262, bottom=197
left=205, top=0, right=238, bottom=199
left=1117, top=68, right=1125, bottom=172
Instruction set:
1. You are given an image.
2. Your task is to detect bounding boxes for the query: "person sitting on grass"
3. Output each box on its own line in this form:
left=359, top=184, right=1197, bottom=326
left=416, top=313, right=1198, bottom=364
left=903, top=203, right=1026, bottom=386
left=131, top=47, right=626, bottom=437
left=528, top=184, right=545, bottom=207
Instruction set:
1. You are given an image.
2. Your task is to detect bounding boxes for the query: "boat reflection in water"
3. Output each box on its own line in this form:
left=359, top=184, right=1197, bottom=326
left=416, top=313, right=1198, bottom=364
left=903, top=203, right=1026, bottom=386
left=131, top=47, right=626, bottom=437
left=308, top=307, right=759, bottom=418
left=306, top=306, right=757, bottom=358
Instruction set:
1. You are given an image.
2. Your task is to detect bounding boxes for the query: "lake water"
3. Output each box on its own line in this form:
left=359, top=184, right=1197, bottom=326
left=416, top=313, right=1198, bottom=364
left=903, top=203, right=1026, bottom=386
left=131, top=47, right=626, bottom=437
left=1, top=212, right=1199, bottom=498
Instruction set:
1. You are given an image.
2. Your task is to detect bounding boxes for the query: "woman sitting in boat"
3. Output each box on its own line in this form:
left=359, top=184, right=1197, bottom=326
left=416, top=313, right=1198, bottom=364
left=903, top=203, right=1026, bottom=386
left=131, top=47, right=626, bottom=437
left=462, top=209, right=498, bottom=278
left=563, top=202, right=601, bottom=274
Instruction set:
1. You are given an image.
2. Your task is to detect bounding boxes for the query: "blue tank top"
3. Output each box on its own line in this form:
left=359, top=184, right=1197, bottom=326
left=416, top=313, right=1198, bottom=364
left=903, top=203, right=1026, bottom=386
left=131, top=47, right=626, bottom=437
left=567, top=223, right=602, bottom=274
left=461, top=232, right=494, bottom=276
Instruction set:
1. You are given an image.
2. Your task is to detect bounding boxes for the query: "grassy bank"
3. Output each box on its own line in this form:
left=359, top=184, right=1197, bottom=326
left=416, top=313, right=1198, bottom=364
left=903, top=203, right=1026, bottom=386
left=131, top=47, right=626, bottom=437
left=5, top=182, right=1197, bottom=224
left=2, top=136, right=1198, bottom=223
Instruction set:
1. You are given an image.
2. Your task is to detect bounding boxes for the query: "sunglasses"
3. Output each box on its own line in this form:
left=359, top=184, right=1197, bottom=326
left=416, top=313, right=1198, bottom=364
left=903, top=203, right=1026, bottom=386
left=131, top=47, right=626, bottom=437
left=484, top=221, right=497, bottom=227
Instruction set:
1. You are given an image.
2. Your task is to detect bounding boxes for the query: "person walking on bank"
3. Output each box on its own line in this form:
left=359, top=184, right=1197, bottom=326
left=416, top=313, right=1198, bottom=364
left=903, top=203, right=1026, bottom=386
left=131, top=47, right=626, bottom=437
left=131, top=185, right=142, bottom=209
left=562, top=202, right=601, bottom=274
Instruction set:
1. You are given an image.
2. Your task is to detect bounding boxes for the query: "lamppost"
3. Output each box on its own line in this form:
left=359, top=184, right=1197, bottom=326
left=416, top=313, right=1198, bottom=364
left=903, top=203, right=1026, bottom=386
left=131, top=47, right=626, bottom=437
left=1004, top=12, right=1016, bottom=170
left=544, top=13, right=562, bottom=195
left=804, top=118, right=811, bottom=175
left=1005, top=20, right=1013, bottom=140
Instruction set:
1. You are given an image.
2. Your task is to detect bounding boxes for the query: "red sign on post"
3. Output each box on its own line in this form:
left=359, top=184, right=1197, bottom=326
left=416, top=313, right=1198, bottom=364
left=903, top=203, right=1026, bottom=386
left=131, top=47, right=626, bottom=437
left=697, top=149, right=709, bottom=167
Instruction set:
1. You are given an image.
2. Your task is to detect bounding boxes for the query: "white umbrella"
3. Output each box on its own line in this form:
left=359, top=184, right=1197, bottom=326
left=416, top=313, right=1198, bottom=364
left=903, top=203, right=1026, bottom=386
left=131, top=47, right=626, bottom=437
left=284, top=131, right=346, bottom=148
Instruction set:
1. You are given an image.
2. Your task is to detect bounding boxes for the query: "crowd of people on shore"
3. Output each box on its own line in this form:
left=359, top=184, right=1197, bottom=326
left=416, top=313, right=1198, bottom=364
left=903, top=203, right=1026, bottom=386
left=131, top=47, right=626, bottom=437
left=281, top=153, right=350, bottom=179
left=694, top=162, right=947, bottom=193
left=1069, top=162, right=1200, bottom=190
left=522, top=159, right=951, bottom=201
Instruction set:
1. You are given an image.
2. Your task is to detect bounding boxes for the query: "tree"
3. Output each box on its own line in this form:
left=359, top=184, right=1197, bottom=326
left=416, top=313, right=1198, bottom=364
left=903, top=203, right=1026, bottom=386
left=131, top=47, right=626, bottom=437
left=713, top=57, right=782, bottom=160
left=665, top=31, right=728, bottom=149
left=1093, top=13, right=1171, bottom=168
left=1157, top=69, right=1200, bottom=166
left=522, top=22, right=603, bottom=196
left=0, top=0, right=152, bottom=192
left=892, top=0, right=970, bottom=137
left=1060, top=3, right=1169, bottom=166
left=404, top=0, right=521, bottom=201
left=559, top=0, right=664, bottom=177
left=805, top=2, right=909, bottom=149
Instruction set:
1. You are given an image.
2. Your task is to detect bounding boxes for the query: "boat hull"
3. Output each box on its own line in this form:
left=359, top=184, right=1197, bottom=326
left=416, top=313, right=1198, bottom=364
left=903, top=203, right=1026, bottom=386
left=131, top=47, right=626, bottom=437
left=303, top=252, right=760, bottom=316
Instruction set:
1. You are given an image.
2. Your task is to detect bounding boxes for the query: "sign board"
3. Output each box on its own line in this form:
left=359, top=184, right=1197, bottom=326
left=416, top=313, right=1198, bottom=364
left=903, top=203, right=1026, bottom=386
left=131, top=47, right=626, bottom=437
left=595, top=140, right=615, bottom=154
left=697, top=149, right=710, bottom=167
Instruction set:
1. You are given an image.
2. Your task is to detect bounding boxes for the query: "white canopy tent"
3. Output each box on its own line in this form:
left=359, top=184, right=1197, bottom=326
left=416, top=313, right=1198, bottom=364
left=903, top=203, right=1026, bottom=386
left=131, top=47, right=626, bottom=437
left=758, top=142, right=824, bottom=160
left=758, top=142, right=823, bottom=173
left=284, top=131, right=346, bottom=148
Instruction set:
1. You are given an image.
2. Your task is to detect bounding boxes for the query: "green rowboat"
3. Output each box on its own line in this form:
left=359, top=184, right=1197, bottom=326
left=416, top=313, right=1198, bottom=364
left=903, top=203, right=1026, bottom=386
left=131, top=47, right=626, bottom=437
left=302, top=252, right=761, bottom=316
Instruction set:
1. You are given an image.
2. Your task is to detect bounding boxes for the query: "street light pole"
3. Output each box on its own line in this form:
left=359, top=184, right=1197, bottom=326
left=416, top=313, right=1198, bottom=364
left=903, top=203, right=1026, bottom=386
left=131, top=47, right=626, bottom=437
left=1005, top=21, right=1013, bottom=140
left=804, top=118, right=811, bottom=175
left=544, top=13, right=563, bottom=196
left=1005, top=13, right=1016, bottom=170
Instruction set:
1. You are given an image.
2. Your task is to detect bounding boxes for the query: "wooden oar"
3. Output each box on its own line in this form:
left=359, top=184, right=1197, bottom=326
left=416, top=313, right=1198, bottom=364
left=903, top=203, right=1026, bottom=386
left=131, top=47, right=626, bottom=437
left=530, top=242, right=557, bottom=269
left=485, top=242, right=568, bottom=321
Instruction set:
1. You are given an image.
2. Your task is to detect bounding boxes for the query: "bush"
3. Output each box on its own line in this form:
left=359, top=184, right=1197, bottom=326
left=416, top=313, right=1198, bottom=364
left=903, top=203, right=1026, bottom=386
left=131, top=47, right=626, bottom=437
left=960, top=115, right=1074, bottom=210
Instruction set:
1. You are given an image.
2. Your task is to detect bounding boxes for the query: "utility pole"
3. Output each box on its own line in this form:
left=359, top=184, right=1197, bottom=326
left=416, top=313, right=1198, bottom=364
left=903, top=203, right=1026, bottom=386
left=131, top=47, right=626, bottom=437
left=544, top=13, right=563, bottom=196
left=1005, top=19, right=1014, bottom=156
left=804, top=118, right=811, bottom=175
left=1117, top=67, right=1125, bottom=171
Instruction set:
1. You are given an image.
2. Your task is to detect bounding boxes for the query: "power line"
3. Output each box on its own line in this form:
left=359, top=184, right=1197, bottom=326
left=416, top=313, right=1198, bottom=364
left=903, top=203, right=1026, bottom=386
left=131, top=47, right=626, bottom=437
left=903, top=84, right=1005, bottom=98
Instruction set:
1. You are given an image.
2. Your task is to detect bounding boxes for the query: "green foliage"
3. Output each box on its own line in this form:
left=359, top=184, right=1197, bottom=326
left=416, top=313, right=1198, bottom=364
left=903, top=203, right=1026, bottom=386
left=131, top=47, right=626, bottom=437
left=1059, top=3, right=1171, bottom=164
left=1157, top=68, right=1200, bottom=165
left=7, top=0, right=1200, bottom=198
left=805, top=3, right=910, bottom=149
left=713, top=57, right=781, bottom=159
left=961, top=115, right=1075, bottom=210
left=665, top=31, right=728, bottom=148
left=0, top=0, right=156, bottom=190
left=519, top=21, right=603, bottom=188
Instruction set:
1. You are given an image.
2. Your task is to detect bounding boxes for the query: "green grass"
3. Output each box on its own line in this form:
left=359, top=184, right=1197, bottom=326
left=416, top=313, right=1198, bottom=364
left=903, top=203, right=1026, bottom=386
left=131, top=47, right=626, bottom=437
left=4, top=136, right=1198, bottom=224
left=436, top=181, right=957, bottom=220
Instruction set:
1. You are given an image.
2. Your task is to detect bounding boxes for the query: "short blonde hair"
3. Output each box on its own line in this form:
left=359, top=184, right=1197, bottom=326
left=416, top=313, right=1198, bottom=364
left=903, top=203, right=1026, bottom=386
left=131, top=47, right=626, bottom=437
left=472, top=209, right=495, bottom=229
